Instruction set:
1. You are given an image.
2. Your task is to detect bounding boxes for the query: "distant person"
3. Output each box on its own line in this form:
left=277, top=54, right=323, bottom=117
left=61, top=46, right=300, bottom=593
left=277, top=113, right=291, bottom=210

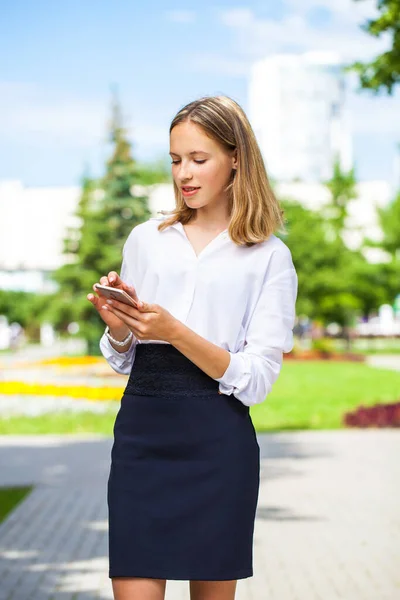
left=9, top=322, right=25, bottom=351
left=88, top=95, right=298, bottom=600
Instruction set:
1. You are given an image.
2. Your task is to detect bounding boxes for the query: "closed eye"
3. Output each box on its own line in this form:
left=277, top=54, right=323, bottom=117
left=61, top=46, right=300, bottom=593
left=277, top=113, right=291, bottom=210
left=171, top=159, right=206, bottom=165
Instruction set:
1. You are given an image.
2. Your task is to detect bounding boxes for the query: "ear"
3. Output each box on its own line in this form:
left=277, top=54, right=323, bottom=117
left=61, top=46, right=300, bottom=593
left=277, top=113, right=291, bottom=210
left=232, top=149, right=238, bottom=170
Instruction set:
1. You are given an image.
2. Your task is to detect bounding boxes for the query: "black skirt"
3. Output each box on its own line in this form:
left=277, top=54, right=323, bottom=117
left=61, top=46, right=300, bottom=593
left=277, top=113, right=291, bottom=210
left=107, top=343, right=260, bottom=581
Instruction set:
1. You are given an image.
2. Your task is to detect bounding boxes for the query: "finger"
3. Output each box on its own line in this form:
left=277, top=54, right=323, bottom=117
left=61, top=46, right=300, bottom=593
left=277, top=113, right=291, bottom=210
left=104, top=304, right=142, bottom=329
left=100, top=276, right=110, bottom=286
left=122, top=283, right=140, bottom=304
left=105, top=298, right=142, bottom=317
left=87, top=293, right=103, bottom=311
left=108, top=271, right=120, bottom=286
left=93, top=282, right=107, bottom=297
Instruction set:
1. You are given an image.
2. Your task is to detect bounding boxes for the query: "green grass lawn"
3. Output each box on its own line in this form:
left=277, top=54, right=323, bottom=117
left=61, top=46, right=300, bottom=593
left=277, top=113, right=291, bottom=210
left=0, top=361, right=398, bottom=434
left=0, top=486, right=33, bottom=524
left=251, top=361, right=400, bottom=431
left=0, top=411, right=117, bottom=436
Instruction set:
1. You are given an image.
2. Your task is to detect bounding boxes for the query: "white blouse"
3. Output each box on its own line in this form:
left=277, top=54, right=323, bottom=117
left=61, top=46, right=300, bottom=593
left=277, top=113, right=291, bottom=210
left=99, top=215, right=298, bottom=406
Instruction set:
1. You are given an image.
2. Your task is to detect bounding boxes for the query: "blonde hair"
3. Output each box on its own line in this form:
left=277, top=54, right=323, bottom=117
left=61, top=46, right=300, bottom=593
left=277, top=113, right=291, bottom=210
left=158, top=95, right=285, bottom=246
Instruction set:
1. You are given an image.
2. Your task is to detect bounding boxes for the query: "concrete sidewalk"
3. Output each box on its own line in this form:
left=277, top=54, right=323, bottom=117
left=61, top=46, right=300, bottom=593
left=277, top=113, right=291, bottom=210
left=366, top=354, right=400, bottom=372
left=0, top=430, right=399, bottom=600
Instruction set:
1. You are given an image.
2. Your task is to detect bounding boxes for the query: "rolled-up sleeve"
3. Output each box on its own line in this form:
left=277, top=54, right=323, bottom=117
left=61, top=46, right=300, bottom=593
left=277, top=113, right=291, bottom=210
left=99, top=331, right=137, bottom=375
left=214, top=262, right=298, bottom=407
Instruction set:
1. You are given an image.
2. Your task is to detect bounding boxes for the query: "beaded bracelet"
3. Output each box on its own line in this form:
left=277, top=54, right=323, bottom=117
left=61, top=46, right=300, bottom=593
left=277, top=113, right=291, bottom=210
left=105, top=326, right=133, bottom=347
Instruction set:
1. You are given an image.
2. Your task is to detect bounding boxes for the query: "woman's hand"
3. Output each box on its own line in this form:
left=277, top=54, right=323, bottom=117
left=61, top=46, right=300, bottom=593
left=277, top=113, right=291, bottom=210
left=102, top=297, right=179, bottom=343
left=87, top=271, right=140, bottom=333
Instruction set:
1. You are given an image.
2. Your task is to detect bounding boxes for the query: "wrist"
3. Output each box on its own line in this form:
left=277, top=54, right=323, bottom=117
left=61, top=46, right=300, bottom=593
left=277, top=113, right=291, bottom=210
left=108, top=325, right=130, bottom=341
left=167, top=318, right=185, bottom=345
left=105, top=325, right=134, bottom=354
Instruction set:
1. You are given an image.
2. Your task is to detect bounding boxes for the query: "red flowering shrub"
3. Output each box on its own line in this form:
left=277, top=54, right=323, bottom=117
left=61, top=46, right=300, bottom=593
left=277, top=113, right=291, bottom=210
left=344, top=402, right=400, bottom=428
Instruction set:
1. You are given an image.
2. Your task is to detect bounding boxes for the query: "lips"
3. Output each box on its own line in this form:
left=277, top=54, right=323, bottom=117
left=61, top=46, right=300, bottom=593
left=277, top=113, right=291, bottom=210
left=181, top=186, right=201, bottom=197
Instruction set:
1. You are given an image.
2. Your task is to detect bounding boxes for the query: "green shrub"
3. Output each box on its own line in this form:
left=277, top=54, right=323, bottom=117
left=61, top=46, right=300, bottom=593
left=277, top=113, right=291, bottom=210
left=311, top=337, right=336, bottom=355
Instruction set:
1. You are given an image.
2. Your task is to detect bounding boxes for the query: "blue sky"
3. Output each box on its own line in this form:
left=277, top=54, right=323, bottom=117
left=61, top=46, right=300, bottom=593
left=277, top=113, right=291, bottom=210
left=1, top=0, right=399, bottom=187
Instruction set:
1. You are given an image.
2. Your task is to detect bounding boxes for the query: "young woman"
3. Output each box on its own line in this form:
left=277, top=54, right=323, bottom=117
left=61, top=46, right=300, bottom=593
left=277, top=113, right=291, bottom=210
left=87, top=95, right=298, bottom=600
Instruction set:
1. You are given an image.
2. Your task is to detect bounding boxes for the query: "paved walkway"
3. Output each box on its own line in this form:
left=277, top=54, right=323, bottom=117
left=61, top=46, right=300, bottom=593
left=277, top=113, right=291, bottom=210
left=366, top=354, right=400, bottom=372
left=0, top=430, right=399, bottom=600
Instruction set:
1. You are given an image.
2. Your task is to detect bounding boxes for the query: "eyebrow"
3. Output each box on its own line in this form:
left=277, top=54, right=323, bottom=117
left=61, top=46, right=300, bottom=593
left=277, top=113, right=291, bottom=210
left=169, top=150, right=211, bottom=156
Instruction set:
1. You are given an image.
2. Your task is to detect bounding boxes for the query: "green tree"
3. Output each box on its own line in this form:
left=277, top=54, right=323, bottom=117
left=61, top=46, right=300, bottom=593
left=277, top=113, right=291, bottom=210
left=349, top=0, right=400, bottom=93
left=279, top=199, right=386, bottom=326
left=361, top=185, right=400, bottom=296
left=345, top=253, right=395, bottom=316
left=50, top=94, right=152, bottom=354
left=135, top=157, right=171, bottom=186
left=45, top=173, right=99, bottom=335
left=100, top=93, right=152, bottom=242
left=361, top=188, right=400, bottom=307
left=376, top=189, right=400, bottom=258
left=323, top=157, right=357, bottom=239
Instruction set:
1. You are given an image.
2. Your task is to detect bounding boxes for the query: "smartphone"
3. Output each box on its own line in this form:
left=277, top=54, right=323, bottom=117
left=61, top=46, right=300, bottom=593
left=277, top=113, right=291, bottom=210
left=94, top=284, right=139, bottom=308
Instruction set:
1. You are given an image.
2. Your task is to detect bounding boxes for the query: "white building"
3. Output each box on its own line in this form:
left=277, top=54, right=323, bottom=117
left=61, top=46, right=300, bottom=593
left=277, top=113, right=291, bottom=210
left=0, top=180, right=81, bottom=293
left=0, top=181, right=175, bottom=293
left=248, top=51, right=353, bottom=182
left=0, top=179, right=392, bottom=293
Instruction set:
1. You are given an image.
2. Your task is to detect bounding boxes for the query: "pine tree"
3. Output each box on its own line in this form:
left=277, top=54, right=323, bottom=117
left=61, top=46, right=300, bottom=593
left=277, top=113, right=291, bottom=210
left=46, top=172, right=100, bottom=336
left=100, top=91, right=152, bottom=252
left=49, top=93, right=152, bottom=354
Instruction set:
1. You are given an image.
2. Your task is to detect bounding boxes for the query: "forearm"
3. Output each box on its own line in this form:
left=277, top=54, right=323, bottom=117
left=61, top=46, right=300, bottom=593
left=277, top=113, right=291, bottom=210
left=168, top=320, right=230, bottom=380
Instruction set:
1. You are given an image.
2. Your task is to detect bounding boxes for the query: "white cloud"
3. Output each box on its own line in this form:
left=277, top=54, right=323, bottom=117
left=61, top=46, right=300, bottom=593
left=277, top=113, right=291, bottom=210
left=165, top=10, right=196, bottom=24
left=0, top=82, right=171, bottom=161
left=190, top=54, right=249, bottom=77
left=219, top=8, right=253, bottom=27
left=132, top=122, right=169, bottom=149
left=196, top=4, right=385, bottom=83
left=285, top=0, right=378, bottom=23
left=348, top=84, right=400, bottom=134
left=217, top=3, right=388, bottom=62
left=203, top=3, right=399, bottom=137
left=0, top=82, right=108, bottom=148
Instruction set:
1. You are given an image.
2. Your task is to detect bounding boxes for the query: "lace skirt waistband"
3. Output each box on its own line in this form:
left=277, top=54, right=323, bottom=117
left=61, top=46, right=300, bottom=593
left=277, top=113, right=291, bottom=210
left=123, top=343, right=221, bottom=398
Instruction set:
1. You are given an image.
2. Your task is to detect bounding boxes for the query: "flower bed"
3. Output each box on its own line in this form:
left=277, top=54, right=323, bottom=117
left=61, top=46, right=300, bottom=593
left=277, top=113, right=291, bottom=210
left=26, top=356, right=104, bottom=367
left=344, top=402, right=400, bottom=428
left=285, top=350, right=365, bottom=362
left=0, top=381, right=123, bottom=401
left=286, top=337, right=365, bottom=362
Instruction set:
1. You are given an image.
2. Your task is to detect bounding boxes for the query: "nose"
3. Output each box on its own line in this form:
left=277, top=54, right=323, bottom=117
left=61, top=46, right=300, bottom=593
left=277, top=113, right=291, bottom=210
left=177, top=161, right=193, bottom=184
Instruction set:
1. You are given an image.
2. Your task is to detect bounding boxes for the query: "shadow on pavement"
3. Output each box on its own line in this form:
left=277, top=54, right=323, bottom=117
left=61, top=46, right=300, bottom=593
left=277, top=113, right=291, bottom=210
left=0, top=437, right=113, bottom=599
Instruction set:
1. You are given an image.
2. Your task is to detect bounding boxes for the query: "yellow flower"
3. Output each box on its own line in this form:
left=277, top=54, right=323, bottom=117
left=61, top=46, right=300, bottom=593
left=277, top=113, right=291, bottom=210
left=0, top=381, right=123, bottom=401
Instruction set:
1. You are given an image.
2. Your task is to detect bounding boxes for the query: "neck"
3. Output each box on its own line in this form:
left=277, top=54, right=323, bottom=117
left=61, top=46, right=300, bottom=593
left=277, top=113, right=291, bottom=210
left=189, top=206, right=231, bottom=232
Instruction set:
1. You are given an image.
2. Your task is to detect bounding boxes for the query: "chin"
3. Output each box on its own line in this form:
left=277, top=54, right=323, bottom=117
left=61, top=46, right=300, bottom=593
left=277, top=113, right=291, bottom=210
left=184, top=199, right=204, bottom=208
